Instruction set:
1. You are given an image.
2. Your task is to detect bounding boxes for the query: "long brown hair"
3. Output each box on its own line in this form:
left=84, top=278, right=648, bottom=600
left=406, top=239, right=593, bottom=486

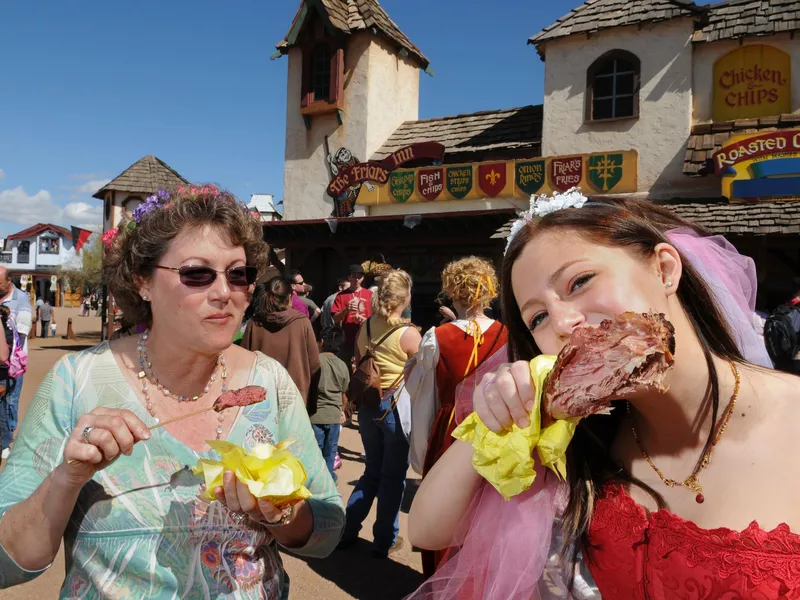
left=500, top=197, right=744, bottom=581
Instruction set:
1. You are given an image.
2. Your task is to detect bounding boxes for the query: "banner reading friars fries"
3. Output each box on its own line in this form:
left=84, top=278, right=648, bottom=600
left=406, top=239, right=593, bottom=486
left=356, top=150, right=638, bottom=206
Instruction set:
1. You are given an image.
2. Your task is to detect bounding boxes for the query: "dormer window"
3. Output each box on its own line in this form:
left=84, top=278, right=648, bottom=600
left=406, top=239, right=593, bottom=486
left=299, top=18, right=344, bottom=116
left=311, top=44, right=332, bottom=101
left=586, top=50, right=640, bottom=122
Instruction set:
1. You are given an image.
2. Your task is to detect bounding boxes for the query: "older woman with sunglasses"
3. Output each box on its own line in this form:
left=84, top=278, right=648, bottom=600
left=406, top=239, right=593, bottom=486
left=0, top=186, right=343, bottom=599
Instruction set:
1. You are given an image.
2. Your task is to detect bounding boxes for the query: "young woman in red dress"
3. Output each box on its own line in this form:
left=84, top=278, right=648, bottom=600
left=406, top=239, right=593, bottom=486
left=408, top=197, right=800, bottom=599
left=407, top=256, right=507, bottom=578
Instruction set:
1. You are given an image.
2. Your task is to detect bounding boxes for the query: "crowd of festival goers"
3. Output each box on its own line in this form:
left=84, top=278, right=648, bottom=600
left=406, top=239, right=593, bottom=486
left=1, top=187, right=800, bottom=599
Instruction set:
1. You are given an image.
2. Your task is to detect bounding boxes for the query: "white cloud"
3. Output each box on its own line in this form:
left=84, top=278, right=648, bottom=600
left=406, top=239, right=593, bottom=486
left=0, top=169, right=5, bottom=181
left=0, top=186, right=102, bottom=229
left=76, top=179, right=110, bottom=194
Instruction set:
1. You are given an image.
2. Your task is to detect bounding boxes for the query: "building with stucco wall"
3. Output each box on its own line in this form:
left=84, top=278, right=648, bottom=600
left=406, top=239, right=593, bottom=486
left=267, top=0, right=800, bottom=317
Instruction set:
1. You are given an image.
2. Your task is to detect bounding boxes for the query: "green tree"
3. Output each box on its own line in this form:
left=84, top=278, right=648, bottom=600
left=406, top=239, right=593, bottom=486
left=60, top=235, right=103, bottom=293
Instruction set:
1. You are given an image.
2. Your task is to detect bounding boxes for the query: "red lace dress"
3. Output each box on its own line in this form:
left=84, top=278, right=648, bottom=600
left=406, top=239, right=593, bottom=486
left=586, top=484, right=800, bottom=599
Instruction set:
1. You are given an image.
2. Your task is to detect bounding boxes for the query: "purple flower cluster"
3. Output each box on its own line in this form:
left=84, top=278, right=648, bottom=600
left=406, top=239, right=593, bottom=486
left=132, top=189, right=171, bottom=223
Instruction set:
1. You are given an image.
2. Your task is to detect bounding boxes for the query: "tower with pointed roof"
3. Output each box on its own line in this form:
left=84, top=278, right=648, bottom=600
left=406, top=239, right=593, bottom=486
left=274, top=0, right=429, bottom=220
left=93, top=155, right=189, bottom=233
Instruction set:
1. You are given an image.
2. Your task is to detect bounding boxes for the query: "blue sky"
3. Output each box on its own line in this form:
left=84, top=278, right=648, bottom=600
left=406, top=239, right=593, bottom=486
left=0, top=0, right=574, bottom=238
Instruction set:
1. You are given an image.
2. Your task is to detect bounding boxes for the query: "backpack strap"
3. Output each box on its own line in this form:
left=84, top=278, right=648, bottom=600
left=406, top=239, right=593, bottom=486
left=366, top=318, right=407, bottom=355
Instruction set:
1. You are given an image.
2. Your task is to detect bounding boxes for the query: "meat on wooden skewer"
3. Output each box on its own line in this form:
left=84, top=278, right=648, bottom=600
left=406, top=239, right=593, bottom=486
left=212, top=386, right=267, bottom=412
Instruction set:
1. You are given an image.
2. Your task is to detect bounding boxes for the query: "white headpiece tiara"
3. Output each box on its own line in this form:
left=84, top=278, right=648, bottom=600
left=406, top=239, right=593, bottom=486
left=504, top=187, right=588, bottom=254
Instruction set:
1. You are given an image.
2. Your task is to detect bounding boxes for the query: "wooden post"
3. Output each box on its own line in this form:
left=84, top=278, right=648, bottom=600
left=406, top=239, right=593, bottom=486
left=66, top=318, right=77, bottom=340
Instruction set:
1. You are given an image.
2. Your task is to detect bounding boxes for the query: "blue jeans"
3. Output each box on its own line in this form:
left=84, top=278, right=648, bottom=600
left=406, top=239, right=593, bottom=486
left=342, top=397, right=409, bottom=553
left=40, top=320, right=50, bottom=338
left=312, top=423, right=340, bottom=481
left=1, top=373, right=21, bottom=449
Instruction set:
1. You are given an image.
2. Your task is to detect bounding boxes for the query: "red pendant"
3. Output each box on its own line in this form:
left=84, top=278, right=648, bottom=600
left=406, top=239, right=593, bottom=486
left=695, top=493, right=705, bottom=504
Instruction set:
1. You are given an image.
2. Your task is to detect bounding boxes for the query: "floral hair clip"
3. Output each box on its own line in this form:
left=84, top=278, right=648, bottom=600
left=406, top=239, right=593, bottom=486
left=101, top=228, right=119, bottom=249
left=504, top=187, right=588, bottom=254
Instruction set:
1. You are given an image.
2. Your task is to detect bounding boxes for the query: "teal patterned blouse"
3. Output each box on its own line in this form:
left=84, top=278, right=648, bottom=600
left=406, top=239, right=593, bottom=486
left=0, top=343, right=344, bottom=599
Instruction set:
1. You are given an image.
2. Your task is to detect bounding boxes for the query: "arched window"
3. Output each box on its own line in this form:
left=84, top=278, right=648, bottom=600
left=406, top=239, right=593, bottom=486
left=586, top=50, right=640, bottom=121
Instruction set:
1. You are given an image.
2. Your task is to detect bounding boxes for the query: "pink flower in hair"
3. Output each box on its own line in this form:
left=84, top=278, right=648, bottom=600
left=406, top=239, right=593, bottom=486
left=101, top=228, right=119, bottom=248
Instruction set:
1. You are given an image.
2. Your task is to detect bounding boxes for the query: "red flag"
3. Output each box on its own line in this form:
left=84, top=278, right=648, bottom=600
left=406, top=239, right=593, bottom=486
left=71, top=227, right=93, bottom=252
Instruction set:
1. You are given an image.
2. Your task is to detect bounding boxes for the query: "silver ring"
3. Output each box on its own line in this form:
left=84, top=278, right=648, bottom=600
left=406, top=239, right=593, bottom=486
left=82, top=426, right=95, bottom=444
left=231, top=512, right=246, bottom=525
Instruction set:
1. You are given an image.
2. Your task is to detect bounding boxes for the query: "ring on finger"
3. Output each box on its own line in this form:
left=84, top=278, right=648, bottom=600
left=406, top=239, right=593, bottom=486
left=82, top=426, right=95, bottom=444
left=263, top=504, right=294, bottom=528
left=230, top=511, right=246, bottom=525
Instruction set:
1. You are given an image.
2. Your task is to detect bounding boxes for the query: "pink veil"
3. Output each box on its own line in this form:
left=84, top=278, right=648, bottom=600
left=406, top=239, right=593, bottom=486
left=407, top=345, right=597, bottom=599
left=666, top=228, right=772, bottom=368
left=407, top=471, right=567, bottom=600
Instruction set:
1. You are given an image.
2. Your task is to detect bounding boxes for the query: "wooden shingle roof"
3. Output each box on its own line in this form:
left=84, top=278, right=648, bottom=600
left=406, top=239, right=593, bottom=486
left=530, top=0, right=703, bottom=49
left=693, top=0, right=800, bottom=43
left=277, top=0, right=428, bottom=68
left=371, top=105, right=543, bottom=162
left=683, top=114, right=800, bottom=176
left=92, top=155, right=189, bottom=200
left=493, top=200, right=800, bottom=239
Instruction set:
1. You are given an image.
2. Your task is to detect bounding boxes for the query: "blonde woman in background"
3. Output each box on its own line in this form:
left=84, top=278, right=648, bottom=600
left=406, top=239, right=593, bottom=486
left=338, top=269, right=421, bottom=558
left=406, top=256, right=507, bottom=577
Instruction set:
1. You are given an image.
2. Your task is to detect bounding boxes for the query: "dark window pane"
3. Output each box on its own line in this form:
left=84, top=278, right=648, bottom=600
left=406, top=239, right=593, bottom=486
left=594, top=75, right=614, bottom=97
left=615, top=59, right=634, bottom=74
left=594, top=98, right=613, bottom=120
left=616, top=73, right=635, bottom=95
left=312, top=45, right=331, bottom=101
left=595, top=59, right=616, bottom=76
left=615, top=95, right=635, bottom=118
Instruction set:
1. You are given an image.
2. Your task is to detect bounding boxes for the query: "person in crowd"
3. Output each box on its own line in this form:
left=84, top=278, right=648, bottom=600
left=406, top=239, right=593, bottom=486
left=90, top=294, right=99, bottom=316
left=763, top=290, right=800, bottom=373
left=242, top=276, right=321, bottom=415
left=406, top=256, right=508, bottom=577
left=0, top=267, right=30, bottom=461
left=321, top=276, right=349, bottom=330
left=408, top=195, right=794, bottom=599
left=338, top=270, right=421, bottom=558
left=37, top=296, right=54, bottom=339
left=0, top=306, right=12, bottom=407
left=332, top=264, right=373, bottom=366
left=311, top=326, right=350, bottom=481
left=284, top=270, right=310, bottom=319
left=81, top=296, right=89, bottom=317
left=290, top=271, right=321, bottom=324
left=0, top=186, right=343, bottom=598
left=34, top=297, right=43, bottom=337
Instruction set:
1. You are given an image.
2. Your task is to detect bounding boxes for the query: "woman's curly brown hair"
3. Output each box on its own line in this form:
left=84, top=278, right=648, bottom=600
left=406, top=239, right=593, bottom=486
left=102, top=185, right=269, bottom=328
left=441, top=256, right=498, bottom=310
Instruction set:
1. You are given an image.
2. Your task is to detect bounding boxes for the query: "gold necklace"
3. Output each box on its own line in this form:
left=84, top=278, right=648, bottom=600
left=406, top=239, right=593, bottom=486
left=630, top=361, right=740, bottom=504
left=136, top=331, right=229, bottom=440
left=138, top=331, right=222, bottom=402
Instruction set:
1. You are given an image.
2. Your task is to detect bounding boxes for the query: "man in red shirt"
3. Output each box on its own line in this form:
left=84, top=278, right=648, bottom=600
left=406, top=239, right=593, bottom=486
left=332, top=264, right=373, bottom=365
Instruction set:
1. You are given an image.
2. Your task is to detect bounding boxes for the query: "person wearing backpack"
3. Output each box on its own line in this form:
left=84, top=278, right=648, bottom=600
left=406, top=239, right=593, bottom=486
left=338, top=269, right=421, bottom=558
left=764, top=294, right=800, bottom=373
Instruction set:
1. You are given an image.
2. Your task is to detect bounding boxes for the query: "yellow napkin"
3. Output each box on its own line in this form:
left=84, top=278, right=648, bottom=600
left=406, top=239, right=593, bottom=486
left=192, top=440, right=312, bottom=504
left=452, top=355, right=580, bottom=500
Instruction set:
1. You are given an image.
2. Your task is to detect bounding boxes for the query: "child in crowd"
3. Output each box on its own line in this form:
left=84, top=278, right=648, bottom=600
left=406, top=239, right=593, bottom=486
left=312, top=326, right=350, bottom=481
